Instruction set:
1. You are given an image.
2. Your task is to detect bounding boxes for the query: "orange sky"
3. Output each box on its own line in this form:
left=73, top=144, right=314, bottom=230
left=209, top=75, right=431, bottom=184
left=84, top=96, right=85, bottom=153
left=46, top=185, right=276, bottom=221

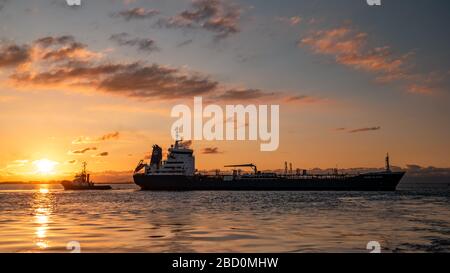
left=0, top=0, right=449, bottom=181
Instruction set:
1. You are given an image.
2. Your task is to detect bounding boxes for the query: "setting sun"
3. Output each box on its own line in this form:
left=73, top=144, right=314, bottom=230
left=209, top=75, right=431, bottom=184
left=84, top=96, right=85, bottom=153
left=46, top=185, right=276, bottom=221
left=33, top=159, right=58, bottom=175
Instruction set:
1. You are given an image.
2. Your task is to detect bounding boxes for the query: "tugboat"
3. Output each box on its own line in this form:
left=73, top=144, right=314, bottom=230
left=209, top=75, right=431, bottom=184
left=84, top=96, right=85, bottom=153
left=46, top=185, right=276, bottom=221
left=61, top=162, right=112, bottom=190
left=133, top=139, right=405, bottom=191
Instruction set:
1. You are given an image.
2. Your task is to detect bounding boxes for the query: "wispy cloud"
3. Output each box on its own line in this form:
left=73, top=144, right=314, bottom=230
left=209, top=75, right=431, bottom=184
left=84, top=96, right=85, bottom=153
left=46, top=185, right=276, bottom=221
left=157, top=0, right=243, bottom=40
left=284, top=95, right=329, bottom=105
left=212, top=89, right=275, bottom=102
left=32, top=35, right=101, bottom=61
left=202, top=147, right=222, bottom=154
left=300, top=24, right=442, bottom=96
left=335, top=126, right=381, bottom=134
left=113, top=8, right=159, bottom=21
left=95, top=152, right=109, bottom=157
left=406, top=84, right=435, bottom=95
left=276, top=16, right=302, bottom=26
left=301, top=26, right=407, bottom=75
left=69, top=147, right=97, bottom=154
left=334, top=127, right=347, bottom=132
left=72, top=132, right=120, bottom=144
left=110, top=33, right=159, bottom=53
left=348, top=126, right=381, bottom=133
left=98, top=132, right=119, bottom=141
left=177, top=39, right=193, bottom=47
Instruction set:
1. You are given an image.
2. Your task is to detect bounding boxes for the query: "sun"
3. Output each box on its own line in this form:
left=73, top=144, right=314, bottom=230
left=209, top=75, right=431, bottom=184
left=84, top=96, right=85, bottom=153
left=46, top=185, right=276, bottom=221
left=33, top=159, right=58, bottom=175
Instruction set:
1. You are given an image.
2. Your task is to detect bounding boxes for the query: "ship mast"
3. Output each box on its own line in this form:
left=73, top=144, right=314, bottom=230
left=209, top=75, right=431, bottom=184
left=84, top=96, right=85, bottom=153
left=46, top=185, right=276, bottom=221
left=81, top=161, right=89, bottom=183
left=385, top=153, right=391, bottom=172
left=82, top=161, right=87, bottom=175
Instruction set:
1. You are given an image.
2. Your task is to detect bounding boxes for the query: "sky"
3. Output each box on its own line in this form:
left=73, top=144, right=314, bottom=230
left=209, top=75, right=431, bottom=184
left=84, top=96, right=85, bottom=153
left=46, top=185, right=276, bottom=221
left=0, top=0, right=449, bottom=181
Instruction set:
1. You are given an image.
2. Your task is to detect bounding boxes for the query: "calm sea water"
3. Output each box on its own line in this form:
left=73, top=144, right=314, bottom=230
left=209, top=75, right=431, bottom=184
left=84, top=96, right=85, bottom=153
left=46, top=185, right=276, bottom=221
left=0, top=184, right=448, bottom=253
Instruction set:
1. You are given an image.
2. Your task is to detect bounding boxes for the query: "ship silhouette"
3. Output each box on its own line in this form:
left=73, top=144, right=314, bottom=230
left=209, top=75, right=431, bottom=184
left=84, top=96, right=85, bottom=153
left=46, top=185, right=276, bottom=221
left=61, top=162, right=112, bottom=190
left=133, top=139, right=405, bottom=191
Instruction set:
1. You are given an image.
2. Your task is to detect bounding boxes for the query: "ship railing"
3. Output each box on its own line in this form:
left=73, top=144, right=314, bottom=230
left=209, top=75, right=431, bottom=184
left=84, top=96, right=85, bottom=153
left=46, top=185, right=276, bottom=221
left=196, top=170, right=355, bottom=180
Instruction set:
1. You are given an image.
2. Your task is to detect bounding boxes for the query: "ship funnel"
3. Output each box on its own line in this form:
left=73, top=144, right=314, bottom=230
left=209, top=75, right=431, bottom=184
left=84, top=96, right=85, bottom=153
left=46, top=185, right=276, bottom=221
left=150, top=144, right=163, bottom=168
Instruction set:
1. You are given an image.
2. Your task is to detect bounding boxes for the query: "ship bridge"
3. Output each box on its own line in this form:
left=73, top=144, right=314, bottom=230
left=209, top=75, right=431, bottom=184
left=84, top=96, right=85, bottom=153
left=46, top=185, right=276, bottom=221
left=142, top=140, right=195, bottom=176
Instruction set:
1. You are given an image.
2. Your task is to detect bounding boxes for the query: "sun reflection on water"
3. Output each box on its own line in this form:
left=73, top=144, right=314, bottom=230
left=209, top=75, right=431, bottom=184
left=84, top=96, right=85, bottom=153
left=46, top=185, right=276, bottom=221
left=33, top=185, right=53, bottom=250
left=39, top=188, right=49, bottom=194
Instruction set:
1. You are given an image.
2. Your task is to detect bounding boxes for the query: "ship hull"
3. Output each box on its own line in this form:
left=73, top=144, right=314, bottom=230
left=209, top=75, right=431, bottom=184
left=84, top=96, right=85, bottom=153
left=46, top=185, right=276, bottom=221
left=133, top=172, right=405, bottom=191
left=61, top=181, right=112, bottom=190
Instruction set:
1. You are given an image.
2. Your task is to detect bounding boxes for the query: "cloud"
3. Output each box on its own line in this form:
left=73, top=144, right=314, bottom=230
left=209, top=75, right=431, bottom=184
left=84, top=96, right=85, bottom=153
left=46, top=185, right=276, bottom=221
left=72, top=132, right=120, bottom=144
left=5, top=159, right=29, bottom=169
left=110, top=33, right=159, bottom=53
left=2, top=36, right=216, bottom=100
left=276, top=16, right=302, bottom=26
left=334, top=127, right=347, bottom=132
left=212, top=88, right=275, bottom=102
left=0, top=43, right=30, bottom=67
left=66, top=160, right=77, bottom=164
left=34, top=36, right=76, bottom=47
left=334, top=127, right=381, bottom=133
left=202, top=147, right=222, bottom=154
left=284, top=95, right=328, bottom=105
left=10, top=61, right=218, bottom=100
left=348, top=126, right=381, bottom=133
left=69, top=147, right=97, bottom=154
left=299, top=25, right=444, bottom=95
left=95, top=152, right=109, bottom=157
left=157, top=0, right=242, bottom=40
left=72, top=136, right=92, bottom=144
left=177, top=39, right=193, bottom=47
left=32, top=35, right=100, bottom=62
left=114, top=8, right=159, bottom=21
left=2, top=36, right=319, bottom=104
left=301, top=27, right=407, bottom=75
left=406, top=84, right=435, bottom=95
left=98, top=131, right=120, bottom=141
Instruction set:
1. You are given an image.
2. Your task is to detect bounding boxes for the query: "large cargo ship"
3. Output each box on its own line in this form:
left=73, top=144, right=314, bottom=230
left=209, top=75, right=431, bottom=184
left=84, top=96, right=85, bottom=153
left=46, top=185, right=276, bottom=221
left=133, top=140, right=405, bottom=191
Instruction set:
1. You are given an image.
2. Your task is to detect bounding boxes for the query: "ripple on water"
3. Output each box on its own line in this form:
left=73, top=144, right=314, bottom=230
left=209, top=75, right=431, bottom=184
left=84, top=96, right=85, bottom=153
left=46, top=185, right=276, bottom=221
left=0, top=185, right=448, bottom=252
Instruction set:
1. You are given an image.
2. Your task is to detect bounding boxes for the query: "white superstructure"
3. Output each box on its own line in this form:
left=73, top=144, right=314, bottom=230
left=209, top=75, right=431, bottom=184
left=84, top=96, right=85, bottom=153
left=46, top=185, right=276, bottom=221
left=142, top=140, right=195, bottom=176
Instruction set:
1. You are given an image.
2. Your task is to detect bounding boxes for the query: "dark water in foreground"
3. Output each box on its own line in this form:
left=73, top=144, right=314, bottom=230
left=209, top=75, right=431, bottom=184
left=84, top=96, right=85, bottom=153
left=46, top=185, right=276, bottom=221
left=0, top=184, right=448, bottom=253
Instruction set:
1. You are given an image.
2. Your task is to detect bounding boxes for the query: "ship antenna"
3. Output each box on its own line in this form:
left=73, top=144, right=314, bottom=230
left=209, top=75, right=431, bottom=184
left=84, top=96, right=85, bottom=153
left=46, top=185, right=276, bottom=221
left=81, top=161, right=87, bottom=183
left=82, top=161, right=87, bottom=175
left=385, top=153, right=391, bottom=172
left=175, top=126, right=181, bottom=141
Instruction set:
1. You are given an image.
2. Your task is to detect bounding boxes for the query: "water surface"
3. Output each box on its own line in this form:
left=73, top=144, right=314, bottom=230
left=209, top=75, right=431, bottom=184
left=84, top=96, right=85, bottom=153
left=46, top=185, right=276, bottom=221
left=0, top=184, right=448, bottom=252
